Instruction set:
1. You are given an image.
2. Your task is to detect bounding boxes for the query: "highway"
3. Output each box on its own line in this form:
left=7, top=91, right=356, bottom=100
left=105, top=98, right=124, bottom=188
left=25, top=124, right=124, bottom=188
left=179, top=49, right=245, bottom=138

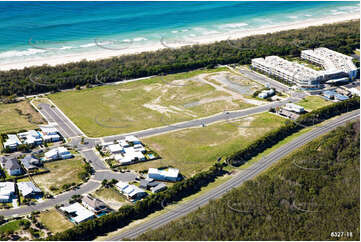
left=108, top=110, right=359, bottom=240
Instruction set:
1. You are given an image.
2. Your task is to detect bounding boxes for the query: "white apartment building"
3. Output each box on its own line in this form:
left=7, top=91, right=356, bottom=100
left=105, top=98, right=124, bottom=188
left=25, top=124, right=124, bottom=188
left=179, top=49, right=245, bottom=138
left=301, top=47, right=358, bottom=80
left=252, top=56, right=322, bottom=89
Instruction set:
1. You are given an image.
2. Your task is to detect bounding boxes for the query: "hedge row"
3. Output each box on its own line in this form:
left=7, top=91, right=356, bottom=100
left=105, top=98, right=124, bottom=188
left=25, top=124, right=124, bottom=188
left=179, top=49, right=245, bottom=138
left=228, top=97, right=360, bottom=166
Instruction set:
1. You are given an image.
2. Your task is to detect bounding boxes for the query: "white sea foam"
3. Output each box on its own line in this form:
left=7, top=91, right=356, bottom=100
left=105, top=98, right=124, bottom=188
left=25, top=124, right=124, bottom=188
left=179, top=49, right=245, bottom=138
left=304, top=14, right=312, bottom=17
left=0, top=48, right=47, bottom=59
left=123, top=39, right=132, bottom=42
left=288, top=16, right=298, bottom=19
left=331, top=10, right=345, bottom=15
left=60, top=46, right=73, bottom=50
left=133, top=37, right=147, bottom=42
left=171, top=30, right=179, bottom=34
left=219, top=22, right=248, bottom=28
left=202, top=30, right=220, bottom=35
left=80, top=43, right=96, bottom=48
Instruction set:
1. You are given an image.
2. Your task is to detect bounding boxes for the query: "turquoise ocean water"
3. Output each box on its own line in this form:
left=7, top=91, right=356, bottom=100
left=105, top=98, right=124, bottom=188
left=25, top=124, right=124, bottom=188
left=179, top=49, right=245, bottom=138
left=0, top=1, right=359, bottom=65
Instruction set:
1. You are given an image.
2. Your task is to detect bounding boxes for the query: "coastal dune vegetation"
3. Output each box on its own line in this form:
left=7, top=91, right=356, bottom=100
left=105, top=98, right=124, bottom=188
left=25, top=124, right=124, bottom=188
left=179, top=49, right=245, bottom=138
left=0, top=20, right=359, bottom=98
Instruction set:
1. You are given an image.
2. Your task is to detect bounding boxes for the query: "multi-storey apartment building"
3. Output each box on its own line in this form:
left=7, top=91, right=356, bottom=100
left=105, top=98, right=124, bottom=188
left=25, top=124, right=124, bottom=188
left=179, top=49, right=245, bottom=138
left=252, top=56, right=322, bottom=89
left=301, top=47, right=358, bottom=80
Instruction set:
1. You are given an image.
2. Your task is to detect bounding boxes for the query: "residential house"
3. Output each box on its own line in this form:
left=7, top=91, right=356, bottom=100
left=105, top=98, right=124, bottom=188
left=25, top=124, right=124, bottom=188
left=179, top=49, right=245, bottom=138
left=20, top=155, right=41, bottom=172
left=147, top=168, right=180, bottom=182
left=108, top=144, right=124, bottom=154
left=0, top=157, right=22, bottom=176
left=0, top=182, right=15, bottom=203
left=17, top=182, right=42, bottom=198
left=39, top=125, right=61, bottom=142
left=60, top=202, right=95, bottom=224
left=44, top=147, right=72, bottom=161
left=139, top=178, right=160, bottom=190
left=81, top=195, right=108, bottom=213
left=125, top=135, right=141, bottom=145
left=283, top=103, right=305, bottom=114
left=150, top=183, right=167, bottom=193
left=3, top=134, right=21, bottom=150
left=17, top=130, right=42, bottom=146
left=115, top=181, right=148, bottom=201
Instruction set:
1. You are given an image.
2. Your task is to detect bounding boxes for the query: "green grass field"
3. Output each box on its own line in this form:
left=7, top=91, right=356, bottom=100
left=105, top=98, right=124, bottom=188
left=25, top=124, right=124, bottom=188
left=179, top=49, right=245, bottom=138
left=0, top=219, right=28, bottom=233
left=128, top=112, right=286, bottom=177
left=38, top=209, right=74, bottom=233
left=297, top=95, right=332, bottom=111
left=32, top=158, right=86, bottom=195
left=0, top=101, right=45, bottom=134
left=49, top=68, right=254, bottom=137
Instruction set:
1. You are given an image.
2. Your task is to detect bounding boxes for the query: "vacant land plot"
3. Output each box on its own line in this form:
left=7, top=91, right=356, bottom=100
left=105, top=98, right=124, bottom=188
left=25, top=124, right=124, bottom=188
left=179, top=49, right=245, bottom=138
left=297, top=95, right=332, bottom=111
left=32, top=158, right=86, bottom=194
left=92, top=187, right=129, bottom=210
left=0, top=101, right=45, bottom=134
left=128, top=112, right=286, bottom=177
left=49, top=68, right=255, bottom=137
left=38, top=208, right=73, bottom=233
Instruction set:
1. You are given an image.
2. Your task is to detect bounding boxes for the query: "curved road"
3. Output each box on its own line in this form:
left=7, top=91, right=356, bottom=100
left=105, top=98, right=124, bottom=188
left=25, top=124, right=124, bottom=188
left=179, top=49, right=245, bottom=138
left=109, top=110, right=359, bottom=240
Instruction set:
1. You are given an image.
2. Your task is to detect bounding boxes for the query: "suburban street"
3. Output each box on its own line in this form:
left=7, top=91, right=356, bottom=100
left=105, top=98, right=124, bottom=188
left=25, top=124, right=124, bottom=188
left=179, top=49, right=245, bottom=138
left=109, top=110, right=360, bottom=240
left=37, top=102, right=84, bottom=138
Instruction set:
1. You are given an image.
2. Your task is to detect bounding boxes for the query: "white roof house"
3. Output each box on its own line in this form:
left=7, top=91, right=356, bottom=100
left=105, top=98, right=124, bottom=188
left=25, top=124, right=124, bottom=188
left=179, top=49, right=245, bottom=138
left=148, top=168, right=180, bottom=182
left=125, top=135, right=141, bottom=144
left=44, top=147, right=72, bottom=161
left=17, top=182, right=42, bottom=198
left=39, top=125, right=60, bottom=142
left=60, top=202, right=95, bottom=224
left=17, top=130, right=42, bottom=145
left=3, top=134, right=21, bottom=150
left=115, top=181, right=147, bottom=200
left=119, top=139, right=129, bottom=147
left=108, top=144, right=124, bottom=154
left=40, top=125, right=59, bottom=135
left=133, top=143, right=146, bottom=153
left=0, top=182, right=15, bottom=202
left=284, top=103, right=305, bottom=113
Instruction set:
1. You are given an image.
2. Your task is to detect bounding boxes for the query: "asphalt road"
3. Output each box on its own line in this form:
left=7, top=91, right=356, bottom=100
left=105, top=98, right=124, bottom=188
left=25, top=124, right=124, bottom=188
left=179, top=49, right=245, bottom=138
left=0, top=180, right=100, bottom=217
left=237, top=66, right=290, bottom=93
left=102, top=98, right=298, bottom=142
left=38, top=103, right=84, bottom=138
left=109, top=110, right=360, bottom=240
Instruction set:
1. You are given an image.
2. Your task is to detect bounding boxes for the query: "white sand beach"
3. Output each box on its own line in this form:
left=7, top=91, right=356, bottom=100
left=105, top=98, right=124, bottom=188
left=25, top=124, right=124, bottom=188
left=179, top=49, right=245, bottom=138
left=0, top=13, right=359, bottom=71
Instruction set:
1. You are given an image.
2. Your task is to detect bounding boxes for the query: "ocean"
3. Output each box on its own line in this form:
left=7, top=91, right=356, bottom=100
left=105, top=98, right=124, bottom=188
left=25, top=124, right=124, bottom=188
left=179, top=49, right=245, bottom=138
left=0, top=1, right=359, bottom=66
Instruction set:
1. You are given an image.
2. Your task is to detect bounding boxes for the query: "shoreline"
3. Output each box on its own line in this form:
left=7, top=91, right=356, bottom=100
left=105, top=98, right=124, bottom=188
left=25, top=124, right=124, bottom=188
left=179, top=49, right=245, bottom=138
left=0, top=13, right=359, bottom=71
